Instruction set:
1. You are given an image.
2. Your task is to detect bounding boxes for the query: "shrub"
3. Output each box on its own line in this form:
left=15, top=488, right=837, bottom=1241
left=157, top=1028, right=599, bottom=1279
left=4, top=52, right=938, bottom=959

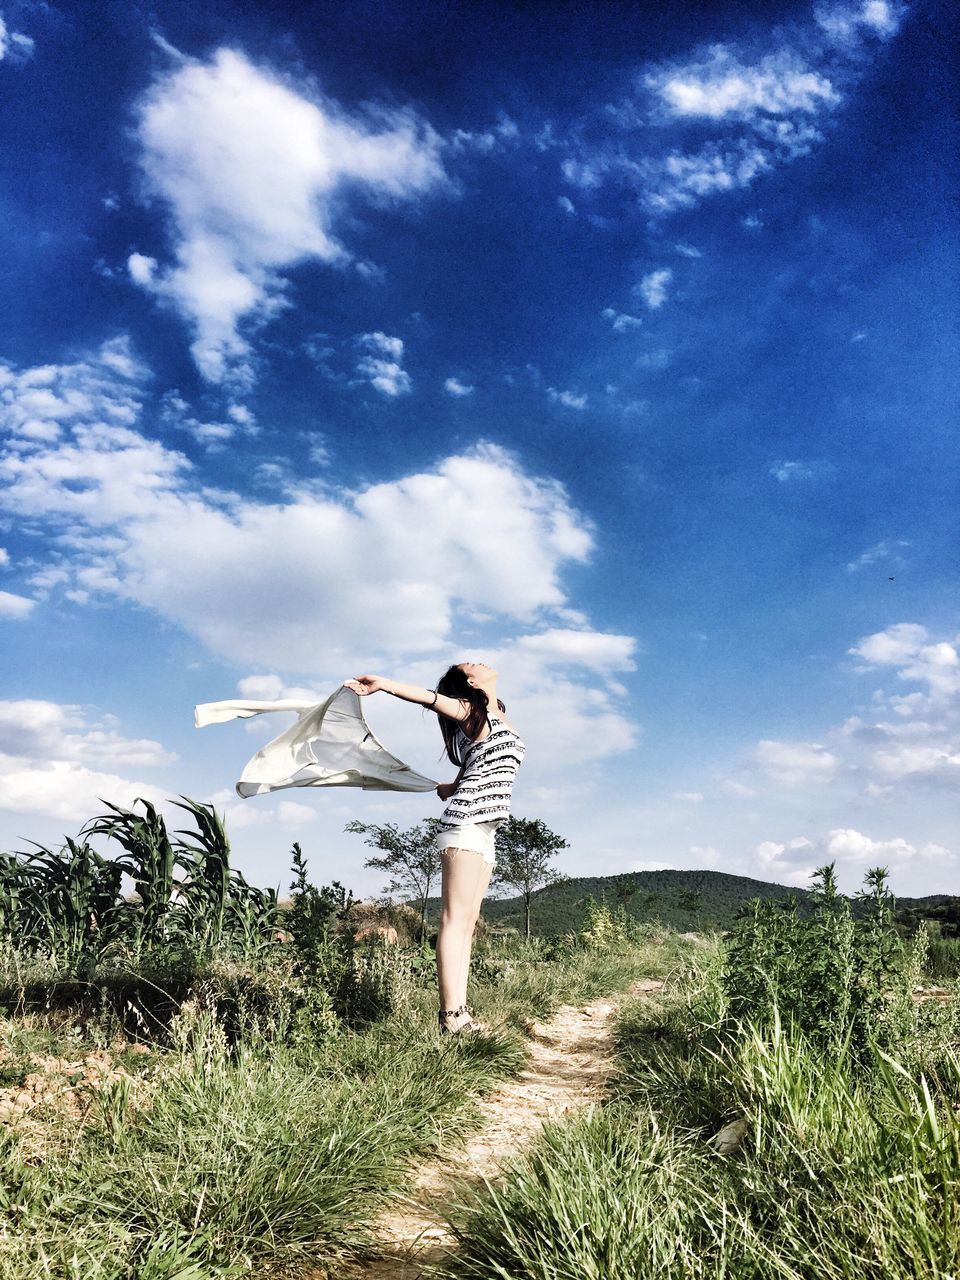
left=723, top=863, right=928, bottom=1063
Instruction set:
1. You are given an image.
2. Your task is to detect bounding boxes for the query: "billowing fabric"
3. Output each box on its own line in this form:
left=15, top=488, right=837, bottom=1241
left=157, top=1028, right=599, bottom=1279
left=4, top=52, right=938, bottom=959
left=439, top=714, right=525, bottom=830
left=195, top=686, right=438, bottom=798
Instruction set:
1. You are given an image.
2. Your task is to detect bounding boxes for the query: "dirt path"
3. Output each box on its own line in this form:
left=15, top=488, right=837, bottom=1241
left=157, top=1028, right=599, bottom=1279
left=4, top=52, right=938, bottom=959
left=344, top=977, right=664, bottom=1280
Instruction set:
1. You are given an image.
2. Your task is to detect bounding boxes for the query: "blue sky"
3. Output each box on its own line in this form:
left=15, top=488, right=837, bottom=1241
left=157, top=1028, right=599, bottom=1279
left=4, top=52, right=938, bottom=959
left=0, top=0, right=956, bottom=898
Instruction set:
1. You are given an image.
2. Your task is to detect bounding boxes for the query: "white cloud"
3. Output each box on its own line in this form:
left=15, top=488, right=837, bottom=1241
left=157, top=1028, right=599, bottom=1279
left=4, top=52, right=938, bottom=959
left=0, top=700, right=174, bottom=824
left=444, top=376, right=474, bottom=397
left=0, top=347, right=609, bottom=677
left=557, top=195, right=576, bottom=215
left=276, top=800, right=318, bottom=826
left=824, top=827, right=943, bottom=863
left=0, top=757, right=166, bottom=824
left=815, top=1, right=907, bottom=45
left=673, top=242, right=702, bottom=258
left=673, top=791, right=704, bottom=804
left=356, top=332, right=411, bottom=397
left=0, top=590, right=35, bottom=619
left=755, top=739, right=839, bottom=786
left=638, top=268, right=673, bottom=309
left=127, top=252, right=157, bottom=286
left=0, top=346, right=645, bottom=784
left=159, top=390, right=240, bottom=448
left=749, top=623, right=960, bottom=799
left=0, top=548, right=8, bottom=565
left=846, top=539, right=909, bottom=572
left=770, top=459, right=815, bottom=483
left=0, top=700, right=176, bottom=769
left=547, top=388, right=587, bottom=410
left=564, top=9, right=905, bottom=218
left=850, top=622, right=929, bottom=668
left=130, top=48, right=445, bottom=386
left=0, top=15, right=34, bottom=64
left=647, top=46, right=839, bottom=122
left=640, top=142, right=772, bottom=215
left=511, top=628, right=636, bottom=672
left=0, top=336, right=147, bottom=443
left=602, top=307, right=643, bottom=332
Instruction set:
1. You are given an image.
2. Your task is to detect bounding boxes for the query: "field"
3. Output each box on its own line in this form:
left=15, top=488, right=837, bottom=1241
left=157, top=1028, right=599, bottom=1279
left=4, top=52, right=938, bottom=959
left=0, top=804, right=957, bottom=1279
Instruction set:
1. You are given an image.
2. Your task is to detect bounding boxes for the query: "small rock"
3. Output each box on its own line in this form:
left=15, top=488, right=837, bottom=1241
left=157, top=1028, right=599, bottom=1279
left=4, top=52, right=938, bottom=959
left=712, top=1118, right=748, bottom=1156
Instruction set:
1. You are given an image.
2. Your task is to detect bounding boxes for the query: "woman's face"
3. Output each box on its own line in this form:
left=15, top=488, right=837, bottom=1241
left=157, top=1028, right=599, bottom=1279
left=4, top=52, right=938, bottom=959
left=459, top=660, right=497, bottom=682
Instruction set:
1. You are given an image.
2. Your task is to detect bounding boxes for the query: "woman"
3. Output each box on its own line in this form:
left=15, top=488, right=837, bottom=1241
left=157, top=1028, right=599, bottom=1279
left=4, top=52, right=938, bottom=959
left=344, top=662, right=525, bottom=1034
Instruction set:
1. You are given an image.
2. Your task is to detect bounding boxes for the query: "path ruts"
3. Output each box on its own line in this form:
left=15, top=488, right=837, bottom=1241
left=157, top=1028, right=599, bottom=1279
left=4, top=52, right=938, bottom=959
left=341, top=977, right=664, bottom=1279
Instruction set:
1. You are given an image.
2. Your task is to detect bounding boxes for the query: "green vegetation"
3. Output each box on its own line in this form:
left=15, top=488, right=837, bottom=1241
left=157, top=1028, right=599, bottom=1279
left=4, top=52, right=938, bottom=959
left=344, top=817, right=442, bottom=939
left=492, top=816, right=568, bottom=938
left=428, top=866, right=814, bottom=936
left=0, top=798, right=280, bottom=975
left=440, top=863, right=960, bottom=1280
left=0, top=810, right=683, bottom=1279
left=2, top=802, right=956, bottom=1279
left=434, top=867, right=960, bottom=940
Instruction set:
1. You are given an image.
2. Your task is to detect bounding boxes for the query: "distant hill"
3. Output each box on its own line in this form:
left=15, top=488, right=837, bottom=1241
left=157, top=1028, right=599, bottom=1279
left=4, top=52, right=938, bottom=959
left=422, top=869, right=957, bottom=937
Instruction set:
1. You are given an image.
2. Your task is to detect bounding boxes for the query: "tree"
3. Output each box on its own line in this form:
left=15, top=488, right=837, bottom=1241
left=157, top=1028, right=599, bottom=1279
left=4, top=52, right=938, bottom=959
left=344, top=819, right=441, bottom=940
left=492, top=817, right=568, bottom=939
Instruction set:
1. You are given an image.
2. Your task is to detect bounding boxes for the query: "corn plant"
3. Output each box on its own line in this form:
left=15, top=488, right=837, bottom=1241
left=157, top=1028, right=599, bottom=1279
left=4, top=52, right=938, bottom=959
left=18, top=838, right=121, bottom=973
left=83, top=799, right=176, bottom=951
left=171, top=797, right=232, bottom=950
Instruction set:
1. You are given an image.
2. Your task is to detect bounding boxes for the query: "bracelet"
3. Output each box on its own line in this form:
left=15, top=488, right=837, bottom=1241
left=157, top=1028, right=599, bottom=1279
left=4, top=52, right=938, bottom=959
left=428, top=689, right=438, bottom=707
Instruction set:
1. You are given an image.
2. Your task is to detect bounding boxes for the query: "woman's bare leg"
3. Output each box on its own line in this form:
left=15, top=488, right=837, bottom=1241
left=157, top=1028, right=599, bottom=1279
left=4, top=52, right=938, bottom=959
left=437, top=848, right=493, bottom=1013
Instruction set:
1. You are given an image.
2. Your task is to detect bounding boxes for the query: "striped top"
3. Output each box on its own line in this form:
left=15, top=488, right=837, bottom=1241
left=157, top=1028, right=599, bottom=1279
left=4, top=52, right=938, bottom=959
left=439, top=714, right=525, bottom=830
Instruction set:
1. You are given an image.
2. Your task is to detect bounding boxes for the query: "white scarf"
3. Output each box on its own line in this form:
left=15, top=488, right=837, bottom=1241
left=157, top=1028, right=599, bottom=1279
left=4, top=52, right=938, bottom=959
left=195, top=685, right=438, bottom=797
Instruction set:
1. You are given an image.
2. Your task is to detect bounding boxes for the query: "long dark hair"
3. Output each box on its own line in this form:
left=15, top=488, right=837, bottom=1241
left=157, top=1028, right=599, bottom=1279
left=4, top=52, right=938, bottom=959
left=436, top=664, right=505, bottom=766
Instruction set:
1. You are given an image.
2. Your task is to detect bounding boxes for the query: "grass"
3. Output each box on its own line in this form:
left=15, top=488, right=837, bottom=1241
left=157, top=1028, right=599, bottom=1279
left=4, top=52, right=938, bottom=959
left=439, top=952, right=960, bottom=1280
left=0, top=929, right=683, bottom=1278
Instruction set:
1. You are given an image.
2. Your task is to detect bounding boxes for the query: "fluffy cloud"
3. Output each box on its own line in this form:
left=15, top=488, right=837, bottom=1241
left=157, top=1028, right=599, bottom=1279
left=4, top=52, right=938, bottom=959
left=0, top=14, right=34, bottom=64
left=0, top=757, right=167, bottom=824
left=0, top=700, right=174, bottom=823
left=0, top=345, right=643, bottom=792
left=0, top=346, right=611, bottom=677
left=851, top=622, right=928, bottom=668
left=815, top=1, right=907, bottom=45
left=563, top=6, right=906, bottom=217
left=356, top=332, right=411, bottom=397
left=638, top=269, right=672, bottom=309
left=602, top=308, right=643, bottom=332
left=547, top=388, right=587, bottom=410
left=729, top=622, right=959, bottom=802
left=0, top=590, right=34, bottom=618
left=511, top=628, right=636, bottom=672
left=771, top=460, right=816, bottom=483
left=0, top=336, right=146, bottom=443
left=0, top=700, right=175, bottom=768
left=130, top=48, right=445, bottom=386
left=444, top=377, right=474, bottom=397
left=752, top=826, right=950, bottom=889
left=755, top=739, right=839, bottom=786
left=646, top=46, right=839, bottom=122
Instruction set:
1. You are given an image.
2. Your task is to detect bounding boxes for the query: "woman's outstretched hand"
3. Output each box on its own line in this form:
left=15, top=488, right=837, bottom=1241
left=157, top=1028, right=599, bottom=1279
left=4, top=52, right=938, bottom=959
left=344, top=675, right=383, bottom=696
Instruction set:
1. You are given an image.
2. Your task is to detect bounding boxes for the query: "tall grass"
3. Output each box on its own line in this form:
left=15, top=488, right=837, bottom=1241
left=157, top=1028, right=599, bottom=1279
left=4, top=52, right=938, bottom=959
left=0, top=924, right=684, bottom=1278
left=439, top=872, right=960, bottom=1280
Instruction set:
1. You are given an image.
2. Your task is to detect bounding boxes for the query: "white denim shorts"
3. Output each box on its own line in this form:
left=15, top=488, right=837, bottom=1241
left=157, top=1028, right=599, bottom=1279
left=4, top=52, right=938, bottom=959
left=436, top=820, right=501, bottom=866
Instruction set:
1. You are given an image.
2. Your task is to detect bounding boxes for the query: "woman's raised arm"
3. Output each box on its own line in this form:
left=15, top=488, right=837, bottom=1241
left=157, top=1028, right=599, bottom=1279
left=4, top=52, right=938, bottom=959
left=343, top=675, right=469, bottom=722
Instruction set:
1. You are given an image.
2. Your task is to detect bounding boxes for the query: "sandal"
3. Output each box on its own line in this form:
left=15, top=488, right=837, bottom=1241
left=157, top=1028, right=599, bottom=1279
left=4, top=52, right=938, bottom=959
left=438, top=1005, right=486, bottom=1035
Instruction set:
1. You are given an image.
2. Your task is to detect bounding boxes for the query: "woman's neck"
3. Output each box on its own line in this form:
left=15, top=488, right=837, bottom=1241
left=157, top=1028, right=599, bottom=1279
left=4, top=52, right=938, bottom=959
left=477, top=679, right=498, bottom=707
